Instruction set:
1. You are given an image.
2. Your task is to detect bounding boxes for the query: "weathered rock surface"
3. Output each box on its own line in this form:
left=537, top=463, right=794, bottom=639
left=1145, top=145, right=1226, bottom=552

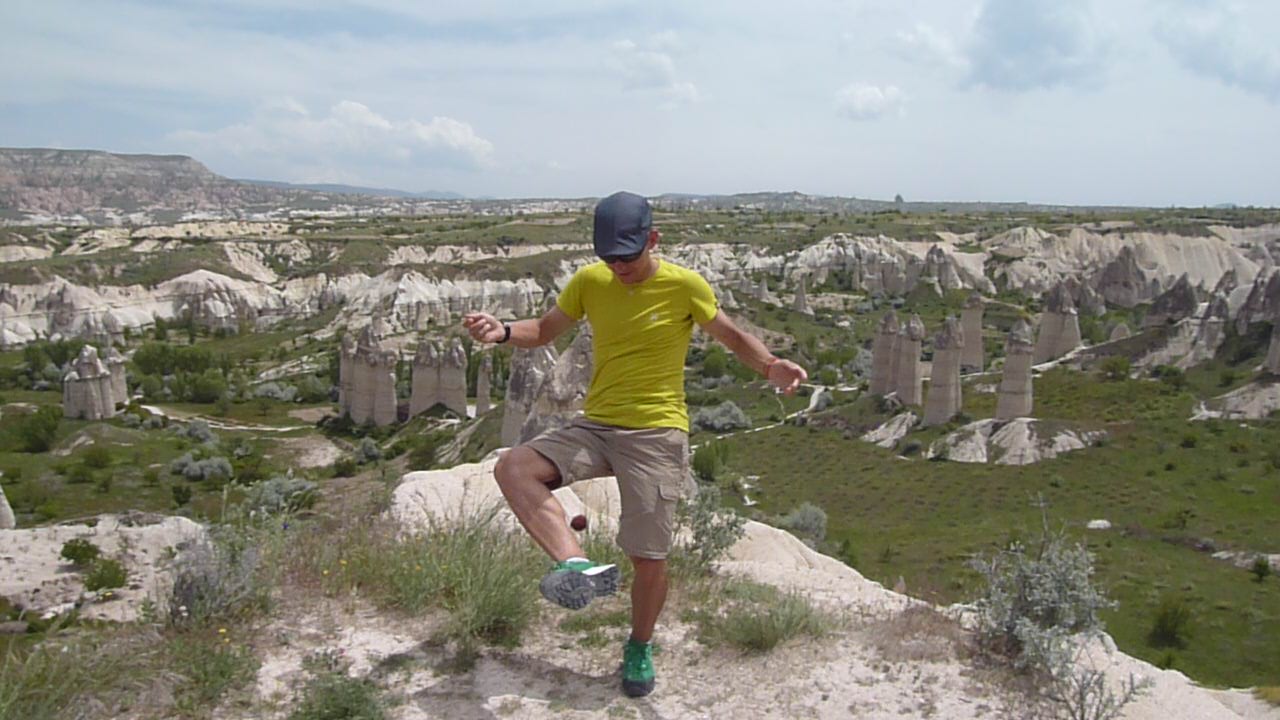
left=791, top=273, right=812, bottom=315
left=930, top=418, right=1100, bottom=465
left=960, top=293, right=984, bottom=372
left=869, top=310, right=899, bottom=396
left=1267, top=321, right=1280, bottom=375
left=0, top=484, right=14, bottom=529
left=475, top=354, right=493, bottom=416
left=923, top=316, right=964, bottom=427
left=341, top=320, right=398, bottom=426
left=501, top=346, right=559, bottom=447
left=861, top=412, right=919, bottom=448
left=409, top=338, right=468, bottom=418
left=1033, top=283, right=1082, bottom=364
left=62, top=345, right=125, bottom=420
left=895, top=315, right=925, bottom=405
left=996, top=319, right=1035, bottom=421
left=1145, top=273, right=1199, bottom=328
left=518, top=326, right=593, bottom=443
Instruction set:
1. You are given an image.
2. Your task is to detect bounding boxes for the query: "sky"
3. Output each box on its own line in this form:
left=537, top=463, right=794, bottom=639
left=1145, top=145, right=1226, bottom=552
left=3, top=0, right=1279, bottom=206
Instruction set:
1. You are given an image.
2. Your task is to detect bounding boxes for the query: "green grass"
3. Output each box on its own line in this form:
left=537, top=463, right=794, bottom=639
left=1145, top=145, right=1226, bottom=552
left=718, top=364, right=1280, bottom=687
left=683, top=577, right=840, bottom=653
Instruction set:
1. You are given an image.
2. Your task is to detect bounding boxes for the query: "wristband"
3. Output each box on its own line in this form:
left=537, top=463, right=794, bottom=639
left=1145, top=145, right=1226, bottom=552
left=762, top=356, right=779, bottom=378
left=496, top=323, right=511, bottom=344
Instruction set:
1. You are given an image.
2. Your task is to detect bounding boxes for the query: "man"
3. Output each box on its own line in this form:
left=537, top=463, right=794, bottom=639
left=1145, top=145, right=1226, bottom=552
left=462, top=191, right=806, bottom=698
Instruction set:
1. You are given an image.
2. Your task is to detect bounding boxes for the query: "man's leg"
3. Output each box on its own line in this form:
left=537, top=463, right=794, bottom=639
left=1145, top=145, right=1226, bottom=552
left=629, top=557, right=668, bottom=643
left=493, top=446, right=581, bottom=561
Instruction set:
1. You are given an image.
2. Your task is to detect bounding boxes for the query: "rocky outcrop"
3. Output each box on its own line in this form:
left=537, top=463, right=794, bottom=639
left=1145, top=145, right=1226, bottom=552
left=0, top=485, right=14, bottom=529
left=501, top=346, right=559, bottom=446
left=792, top=274, right=812, bottom=315
left=929, top=418, right=1099, bottom=465
left=1266, top=321, right=1280, bottom=375
left=1094, top=246, right=1160, bottom=308
left=860, top=412, right=918, bottom=448
left=475, top=354, right=493, bottom=416
left=869, top=311, right=899, bottom=396
left=1033, top=284, right=1082, bottom=364
left=960, top=293, right=983, bottom=372
left=895, top=315, right=925, bottom=405
left=1181, top=293, right=1231, bottom=369
left=62, top=345, right=124, bottom=420
left=341, top=320, right=398, bottom=426
left=409, top=338, right=468, bottom=418
left=1109, top=323, right=1132, bottom=341
left=518, top=326, right=594, bottom=444
left=923, top=316, right=964, bottom=427
left=1145, top=274, right=1198, bottom=328
left=1235, top=270, right=1280, bottom=334
left=996, top=319, right=1035, bottom=421
left=105, top=347, right=127, bottom=404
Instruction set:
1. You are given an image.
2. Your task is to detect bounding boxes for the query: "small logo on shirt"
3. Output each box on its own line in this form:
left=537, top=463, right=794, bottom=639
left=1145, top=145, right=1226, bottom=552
left=649, top=312, right=660, bottom=322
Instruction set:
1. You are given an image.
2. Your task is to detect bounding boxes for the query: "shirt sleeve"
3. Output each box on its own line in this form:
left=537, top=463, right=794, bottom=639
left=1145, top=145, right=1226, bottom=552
left=688, top=270, right=719, bottom=325
left=556, top=267, right=587, bottom=320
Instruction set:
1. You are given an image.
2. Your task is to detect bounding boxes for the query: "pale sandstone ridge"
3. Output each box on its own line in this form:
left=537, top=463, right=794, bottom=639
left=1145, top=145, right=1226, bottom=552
left=930, top=418, right=1098, bottom=465
left=340, top=320, right=398, bottom=426
left=409, top=337, right=468, bottom=418
left=1110, top=322, right=1132, bottom=341
left=475, top=354, right=493, bottom=416
left=860, top=411, right=919, bottom=448
left=1033, top=283, right=1083, bottom=364
left=895, top=314, right=926, bottom=405
left=996, top=319, right=1035, bottom=421
left=62, top=345, right=127, bottom=420
left=869, top=310, right=900, bottom=396
left=501, top=346, right=559, bottom=446
left=960, top=292, right=984, bottom=372
left=923, top=316, right=964, bottom=427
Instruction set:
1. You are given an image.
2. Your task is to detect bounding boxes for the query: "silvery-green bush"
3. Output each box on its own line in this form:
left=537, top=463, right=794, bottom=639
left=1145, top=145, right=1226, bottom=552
left=781, top=502, right=827, bottom=544
left=252, top=382, right=297, bottom=402
left=170, top=453, right=233, bottom=483
left=243, top=476, right=318, bottom=516
left=356, top=437, right=382, bottom=465
left=692, top=401, right=750, bottom=432
left=673, top=485, right=745, bottom=574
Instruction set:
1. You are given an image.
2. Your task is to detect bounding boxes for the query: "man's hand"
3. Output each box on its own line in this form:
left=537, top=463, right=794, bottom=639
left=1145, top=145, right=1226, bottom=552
left=766, top=358, right=808, bottom=395
left=462, top=312, right=506, bottom=344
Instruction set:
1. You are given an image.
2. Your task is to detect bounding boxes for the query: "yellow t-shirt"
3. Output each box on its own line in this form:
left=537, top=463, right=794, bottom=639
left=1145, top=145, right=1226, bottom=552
left=556, top=259, right=719, bottom=431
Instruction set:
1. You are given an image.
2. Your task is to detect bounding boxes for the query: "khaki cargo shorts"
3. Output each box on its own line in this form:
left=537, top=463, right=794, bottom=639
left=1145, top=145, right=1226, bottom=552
left=525, top=416, right=688, bottom=560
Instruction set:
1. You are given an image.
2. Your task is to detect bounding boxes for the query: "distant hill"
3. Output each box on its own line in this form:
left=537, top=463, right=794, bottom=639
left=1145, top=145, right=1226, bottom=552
left=237, top=179, right=466, bottom=201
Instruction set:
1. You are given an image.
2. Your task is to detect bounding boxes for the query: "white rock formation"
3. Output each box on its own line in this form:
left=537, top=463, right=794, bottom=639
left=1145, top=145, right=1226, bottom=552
left=1033, top=284, right=1083, bottom=364
left=1109, top=323, right=1132, bottom=341
left=409, top=338, right=468, bottom=418
left=930, top=418, right=1097, bottom=465
left=894, top=315, right=925, bottom=405
left=1267, top=319, right=1280, bottom=375
left=924, top=316, right=964, bottom=427
left=869, top=310, right=899, bottom=396
left=1182, top=293, right=1231, bottom=369
left=501, top=345, right=559, bottom=447
left=441, top=337, right=468, bottom=418
left=342, top=320, right=399, bottom=426
left=0, top=484, right=14, bottom=529
left=1235, top=270, right=1280, bottom=334
left=996, top=319, right=1035, bottom=421
left=518, top=326, right=594, bottom=443
left=861, top=412, right=919, bottom=448
left=62, top=345, right=122, bottom=420
left=105, top=347, right=128, bottom=404
left=960, top=292, right=984, bottom=372
left=1145, top=273, right=1199, bottom=328
left=475, top=354, right=493, bottom=416
left=792, top=274, right=812, bottom=315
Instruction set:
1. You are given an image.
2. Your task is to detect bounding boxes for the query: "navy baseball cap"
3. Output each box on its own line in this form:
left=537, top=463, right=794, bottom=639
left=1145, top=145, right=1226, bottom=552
left=593, top=191, right=652, bottom=257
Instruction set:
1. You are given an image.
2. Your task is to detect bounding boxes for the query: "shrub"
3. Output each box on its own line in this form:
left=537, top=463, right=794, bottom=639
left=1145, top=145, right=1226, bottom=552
left=672, top=485, right=746, bottom=575
left=1148, top=595, right=1192, bottom=649
left=780, top=502, right=827, bottom=544
left=698, top=581, right=836, bottom=653
left=332, top=457, right=358, bottom=478
left=60, top=538, right=101, bottom=566
left=169, top=531, right=270, bottom=627
left=243, top=476, right=319, bottom=516
left=84, top=558, right=128, bottom=591
left=180, top=420, right=218, bottom=445
left=172, top=484, right=193, bottom=507
left=190, top=369, right=228, bottom=404
left=1099, top=356, right=1130, bottom=381
left=171, top=453, right=233, bottom=483
left=1179, top=433, right=1197, bottom=449
left=1251, top=556, right=1273, bottom=583
left=356, top=437, right=382, bottom=465
left=253, top=382, right=298, bottom=403
left=692, top=440, right=730, bottom=482
left=287, top=672, right=385, bottom=720
left=82, top=445, right=113, bottom=469
left=691, top=401, right=750, bottom=433
left=407, top=432, right=446, bottom=470
left=15, top=406, right=62, bottom=453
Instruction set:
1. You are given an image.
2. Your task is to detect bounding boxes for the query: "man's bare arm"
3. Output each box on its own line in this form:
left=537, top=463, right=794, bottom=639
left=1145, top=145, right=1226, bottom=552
left=462, top=307, right=576, bottom=348
left=699, top=310, right=807, bottom=394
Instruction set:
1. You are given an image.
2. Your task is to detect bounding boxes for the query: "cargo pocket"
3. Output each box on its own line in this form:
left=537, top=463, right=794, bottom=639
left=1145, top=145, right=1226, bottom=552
left=657, top=431, right=689, bottom=501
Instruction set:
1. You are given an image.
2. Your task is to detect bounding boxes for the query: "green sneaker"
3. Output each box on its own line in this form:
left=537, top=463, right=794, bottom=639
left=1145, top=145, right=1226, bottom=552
left=621, top=638, right=655, bottom=697
left=538, top=559, right=619, bottom=610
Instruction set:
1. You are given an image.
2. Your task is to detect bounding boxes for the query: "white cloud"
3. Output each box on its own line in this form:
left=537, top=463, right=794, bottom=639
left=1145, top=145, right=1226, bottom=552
left=1155, top=1, right=1280, bottom=102
left=835, top=83, right=906, bottom=121
left=612, top=36, right=700, bottom=105
left=964, top=0, right=1108, bottom=91
left=169, top=100, right=494, bottom=182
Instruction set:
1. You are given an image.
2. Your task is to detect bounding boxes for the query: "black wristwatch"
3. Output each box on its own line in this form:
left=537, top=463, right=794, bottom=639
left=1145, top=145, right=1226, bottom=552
left=496, top=323, right=512, bottom=344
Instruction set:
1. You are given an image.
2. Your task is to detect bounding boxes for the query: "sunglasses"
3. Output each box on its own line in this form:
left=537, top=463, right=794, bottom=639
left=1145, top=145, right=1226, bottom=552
left=599, top=249, right=645, bottom=264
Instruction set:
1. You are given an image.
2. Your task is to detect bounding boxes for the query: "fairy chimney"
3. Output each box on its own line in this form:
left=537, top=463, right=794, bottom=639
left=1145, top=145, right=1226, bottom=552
left=343, top=320, right=398, bottom=426
left=1033, top=284, right=1082, bottom=364
left=62, top=345, right=117, bottom=420
left=869, top=310, right=900, bottom=396
left=440, top=337, right=469, bottom=418
left=105, top=347, right=128, bottom=406
left=960, top=292, right=984, bottom=372
left=475, top=354, right=494, bottom=416
left=519, top=326, right=594, bottom=443
left=502, top=345, right=560, bottom=446
left=1266, top=317, right=1280, bottom=376
left=409, top=340, right=442, bottom=417
left=923, top=316, right=964, bottom=427
left=793, top=274, right=813, bottom=315
left=895, top=314, right=926, bottom=405
left=1144, top=274, right=1198, bottom=328
left=996, top=319, right=1035, bottom=421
